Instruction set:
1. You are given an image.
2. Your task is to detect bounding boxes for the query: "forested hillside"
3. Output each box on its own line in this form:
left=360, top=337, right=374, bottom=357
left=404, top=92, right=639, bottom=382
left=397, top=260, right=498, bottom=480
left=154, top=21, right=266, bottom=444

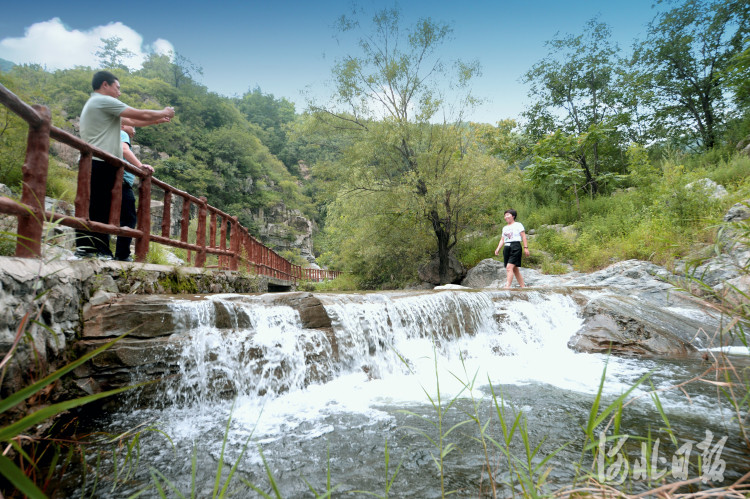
left=0, top=0, right=748, bottom=288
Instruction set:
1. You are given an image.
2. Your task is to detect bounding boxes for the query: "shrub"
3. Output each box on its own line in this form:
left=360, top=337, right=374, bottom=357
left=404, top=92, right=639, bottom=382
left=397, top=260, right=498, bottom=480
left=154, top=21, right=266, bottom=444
left=304, top=272, right=360, bottom=292
left=456, top=235, right=499, bottom=268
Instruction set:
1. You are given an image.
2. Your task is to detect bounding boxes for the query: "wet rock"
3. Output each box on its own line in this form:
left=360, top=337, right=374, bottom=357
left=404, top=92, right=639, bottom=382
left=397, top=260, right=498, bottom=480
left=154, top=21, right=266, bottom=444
left=568, top=294, right=719, bottom=356
left=212, top=300, right=252, bottom=329
left=564, top=260, right=675, bottom=293
left=268, top=292, right=333, bottom=329
left=83, top=295, right=180, bottom=339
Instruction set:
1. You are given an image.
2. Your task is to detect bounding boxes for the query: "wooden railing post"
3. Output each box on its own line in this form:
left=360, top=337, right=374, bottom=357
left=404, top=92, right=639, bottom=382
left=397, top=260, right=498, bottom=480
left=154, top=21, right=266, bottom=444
left=180, top=198, right=191, bottom=265
left=247, top=231, right=253, bottom=272
left=229, top=217, right=239, bottom=271
left=134, top=174, right=152, bottom=262
left=219, top=216, right=227, bottom=269
left=195, top=196, right=207, bottom=268
left=108, top=163, right=123, bottom=226
left=209, top=211, right=217, bottom=249
left=16, top=105, right=51, bottom=258
left=75, top=152, right=92, bottom=220
left=161, top=190, right=172, bottom=238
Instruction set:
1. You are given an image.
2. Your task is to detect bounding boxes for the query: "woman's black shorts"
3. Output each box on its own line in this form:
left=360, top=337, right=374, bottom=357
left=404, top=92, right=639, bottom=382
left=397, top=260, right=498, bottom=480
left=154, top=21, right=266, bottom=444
left=503, top=241, right=523, bottom=267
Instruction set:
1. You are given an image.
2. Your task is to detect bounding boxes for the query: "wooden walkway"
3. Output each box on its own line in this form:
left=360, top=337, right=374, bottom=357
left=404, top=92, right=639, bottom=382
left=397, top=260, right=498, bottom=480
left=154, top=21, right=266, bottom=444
left=0, top=83, right=340, bottom=285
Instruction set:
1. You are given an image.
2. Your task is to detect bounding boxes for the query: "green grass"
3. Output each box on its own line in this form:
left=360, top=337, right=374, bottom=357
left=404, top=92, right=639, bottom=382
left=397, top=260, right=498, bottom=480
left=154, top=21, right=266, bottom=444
left=301, top=272, right=359, bottom=292
left=517, top=152, right=749, bottom=272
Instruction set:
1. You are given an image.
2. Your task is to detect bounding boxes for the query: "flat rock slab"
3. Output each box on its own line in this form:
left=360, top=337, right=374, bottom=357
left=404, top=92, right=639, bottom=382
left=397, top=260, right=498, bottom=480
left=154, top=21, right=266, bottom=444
left=568, top=293, right=726, bottom=357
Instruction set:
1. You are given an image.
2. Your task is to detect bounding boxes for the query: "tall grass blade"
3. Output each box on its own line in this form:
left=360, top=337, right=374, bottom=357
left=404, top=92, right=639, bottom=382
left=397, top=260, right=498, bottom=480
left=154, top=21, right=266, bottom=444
left=0, top=453, right=46, bottom=499
left=0, top=331, right=132, bottom=414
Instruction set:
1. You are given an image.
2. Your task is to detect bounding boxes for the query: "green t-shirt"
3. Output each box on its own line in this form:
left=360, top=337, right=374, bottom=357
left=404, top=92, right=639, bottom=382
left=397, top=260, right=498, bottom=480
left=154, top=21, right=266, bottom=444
left=80, top=93, right=129, bottom=160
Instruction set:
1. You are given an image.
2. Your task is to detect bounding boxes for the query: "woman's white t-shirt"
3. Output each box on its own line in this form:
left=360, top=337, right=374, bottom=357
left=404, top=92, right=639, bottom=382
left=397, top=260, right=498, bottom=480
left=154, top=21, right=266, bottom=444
left=502, top=222, right=525, bottom=243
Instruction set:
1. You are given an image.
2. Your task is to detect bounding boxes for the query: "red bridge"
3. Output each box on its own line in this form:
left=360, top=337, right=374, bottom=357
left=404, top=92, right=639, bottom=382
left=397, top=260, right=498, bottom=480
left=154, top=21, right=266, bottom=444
left=0, top=83, right=340, bottom=285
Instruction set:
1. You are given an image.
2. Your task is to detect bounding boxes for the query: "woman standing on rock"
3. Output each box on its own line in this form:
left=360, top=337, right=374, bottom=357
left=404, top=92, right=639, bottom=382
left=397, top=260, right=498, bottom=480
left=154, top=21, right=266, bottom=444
left=494, top=209, right=530, bottom=288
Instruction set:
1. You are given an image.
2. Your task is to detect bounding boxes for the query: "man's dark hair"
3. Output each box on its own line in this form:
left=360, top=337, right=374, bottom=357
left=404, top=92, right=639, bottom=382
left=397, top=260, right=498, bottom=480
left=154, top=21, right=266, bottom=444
left=504, top=209, right=518, bottom=220
left=92, top=71, right=118, bottom=91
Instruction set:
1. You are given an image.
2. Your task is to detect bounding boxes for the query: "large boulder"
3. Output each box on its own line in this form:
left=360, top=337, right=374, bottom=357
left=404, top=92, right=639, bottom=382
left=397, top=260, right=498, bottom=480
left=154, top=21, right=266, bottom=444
left=563, top=260, right=676, bottom=298
left=723, top=200, right=750, bottom=222
left=461, top=258, right=505, bottom=288
left=685, top=178, right=728, bottom=199
left=676, top=200, right=750, bottom=289
left=418, top=254, right=466, bottom=285
left=567, top=294, right=718, bottom=357
left=265, top=292, right=332, bottom=329
left=737, top=135, right=750, bottom=156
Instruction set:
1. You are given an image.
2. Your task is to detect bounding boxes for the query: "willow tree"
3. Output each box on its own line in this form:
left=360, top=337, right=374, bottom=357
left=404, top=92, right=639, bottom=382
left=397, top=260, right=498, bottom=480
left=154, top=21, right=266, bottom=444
left=311, top=7, right=490, bottom=285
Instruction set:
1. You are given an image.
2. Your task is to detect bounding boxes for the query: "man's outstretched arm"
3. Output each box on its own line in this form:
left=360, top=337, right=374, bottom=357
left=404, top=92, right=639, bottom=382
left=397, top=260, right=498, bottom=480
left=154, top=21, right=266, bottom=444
left=120, top=106, right=174, bottom=127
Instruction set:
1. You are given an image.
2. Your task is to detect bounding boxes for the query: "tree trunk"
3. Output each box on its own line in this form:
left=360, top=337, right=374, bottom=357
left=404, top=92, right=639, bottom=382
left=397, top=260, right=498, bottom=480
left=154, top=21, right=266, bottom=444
left=430, top=209, right=452, bottom=284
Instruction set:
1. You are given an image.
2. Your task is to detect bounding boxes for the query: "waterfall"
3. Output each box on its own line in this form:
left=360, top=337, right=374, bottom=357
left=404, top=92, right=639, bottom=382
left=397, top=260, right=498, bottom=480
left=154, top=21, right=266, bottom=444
left=159, top=290, right=594, bottom=408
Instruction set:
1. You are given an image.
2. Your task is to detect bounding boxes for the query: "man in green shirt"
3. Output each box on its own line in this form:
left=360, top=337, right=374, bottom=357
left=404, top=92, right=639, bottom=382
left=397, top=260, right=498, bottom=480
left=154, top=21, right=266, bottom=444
left=76, top=70, right=174, bottom=259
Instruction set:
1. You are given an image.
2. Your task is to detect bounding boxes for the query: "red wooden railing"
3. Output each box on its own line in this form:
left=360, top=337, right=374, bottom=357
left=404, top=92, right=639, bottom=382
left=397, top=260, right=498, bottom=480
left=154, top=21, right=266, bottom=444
left=0, top=83, right=340, bottom=284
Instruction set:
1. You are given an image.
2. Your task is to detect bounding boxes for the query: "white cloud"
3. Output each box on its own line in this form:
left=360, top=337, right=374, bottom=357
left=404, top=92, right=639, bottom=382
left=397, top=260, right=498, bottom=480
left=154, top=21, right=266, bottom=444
left=149, top=39, right=175, bottom=57
left=0, top=18, right=174, bottom=70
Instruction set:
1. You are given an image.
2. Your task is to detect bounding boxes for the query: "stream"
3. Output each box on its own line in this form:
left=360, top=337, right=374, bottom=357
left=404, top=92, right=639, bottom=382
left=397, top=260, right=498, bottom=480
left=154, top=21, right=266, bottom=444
left=70, top=289, right=749, bottom=497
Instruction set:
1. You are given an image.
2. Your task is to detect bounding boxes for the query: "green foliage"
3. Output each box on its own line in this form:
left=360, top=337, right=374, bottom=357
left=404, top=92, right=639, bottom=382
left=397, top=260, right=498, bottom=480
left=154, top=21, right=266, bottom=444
left=0, top=331, right=139, bottom=497
left=158, top=268, right=198, bottom=294
left=278, top=248, right=308, bottom=267
left=724, top=41, right=750, bottom=108
left=318, top=192, right=432, bottom=288
left=523, top=19, right=630, bottom=195
left=455, top=235, right=499, bottom=268
left=305, top=273, right=360, bottom=292
left=633, top=0, right=749, bottom=149
left=310, top=6, right=494, bottom=286
left=526, top=150, right=745, bottom=271
left=236, top=87, right=297, bottom=167
left=146, top=242, right=173, bottom=265
left=45, top=159, right=77, bottom=204
left=0, top=73, right=32, bottom=190
left=473, top=119, right=533, bottom=166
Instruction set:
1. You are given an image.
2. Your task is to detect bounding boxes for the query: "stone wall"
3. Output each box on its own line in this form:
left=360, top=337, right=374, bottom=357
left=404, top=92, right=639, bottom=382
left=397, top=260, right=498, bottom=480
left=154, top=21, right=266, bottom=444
left=0, top=257, right=269, bottom=408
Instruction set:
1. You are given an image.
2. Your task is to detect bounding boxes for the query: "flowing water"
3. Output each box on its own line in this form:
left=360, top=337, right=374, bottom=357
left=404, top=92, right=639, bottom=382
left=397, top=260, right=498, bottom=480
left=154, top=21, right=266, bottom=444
left=74, top=289, right=749, bottom=497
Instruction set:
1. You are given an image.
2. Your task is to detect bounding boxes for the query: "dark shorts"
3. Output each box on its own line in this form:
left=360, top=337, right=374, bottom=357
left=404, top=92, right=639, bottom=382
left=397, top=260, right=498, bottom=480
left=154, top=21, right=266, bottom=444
left=503, top=241, right=523, bottom=267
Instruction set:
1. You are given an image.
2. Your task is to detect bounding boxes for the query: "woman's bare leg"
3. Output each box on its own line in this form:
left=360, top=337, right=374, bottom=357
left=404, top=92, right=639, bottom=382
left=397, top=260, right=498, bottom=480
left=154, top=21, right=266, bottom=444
left=505, top=264, right=516, bottom=288
left=513, top=266, right=526, bottom=288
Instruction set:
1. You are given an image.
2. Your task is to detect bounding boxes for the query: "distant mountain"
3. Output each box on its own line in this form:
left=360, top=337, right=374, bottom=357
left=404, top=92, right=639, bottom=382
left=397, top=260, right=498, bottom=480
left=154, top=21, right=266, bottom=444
left=0, top=58, right=16, bottom=72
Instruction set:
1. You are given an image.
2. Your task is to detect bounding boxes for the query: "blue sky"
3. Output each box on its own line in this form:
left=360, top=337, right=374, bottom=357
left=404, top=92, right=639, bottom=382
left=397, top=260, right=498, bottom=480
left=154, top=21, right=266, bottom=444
left=0, top=0, right=662, bottom=123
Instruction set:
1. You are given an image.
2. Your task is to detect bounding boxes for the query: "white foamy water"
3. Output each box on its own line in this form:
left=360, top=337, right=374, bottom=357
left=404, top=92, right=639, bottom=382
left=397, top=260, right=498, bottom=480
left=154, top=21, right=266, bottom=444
left=150, top=290, right=721, bottom=445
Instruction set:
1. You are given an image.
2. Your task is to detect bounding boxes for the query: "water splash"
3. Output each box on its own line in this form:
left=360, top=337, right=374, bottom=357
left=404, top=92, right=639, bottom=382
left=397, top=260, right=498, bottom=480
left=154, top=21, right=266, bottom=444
left=162, top=296, right=334, bottom=409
